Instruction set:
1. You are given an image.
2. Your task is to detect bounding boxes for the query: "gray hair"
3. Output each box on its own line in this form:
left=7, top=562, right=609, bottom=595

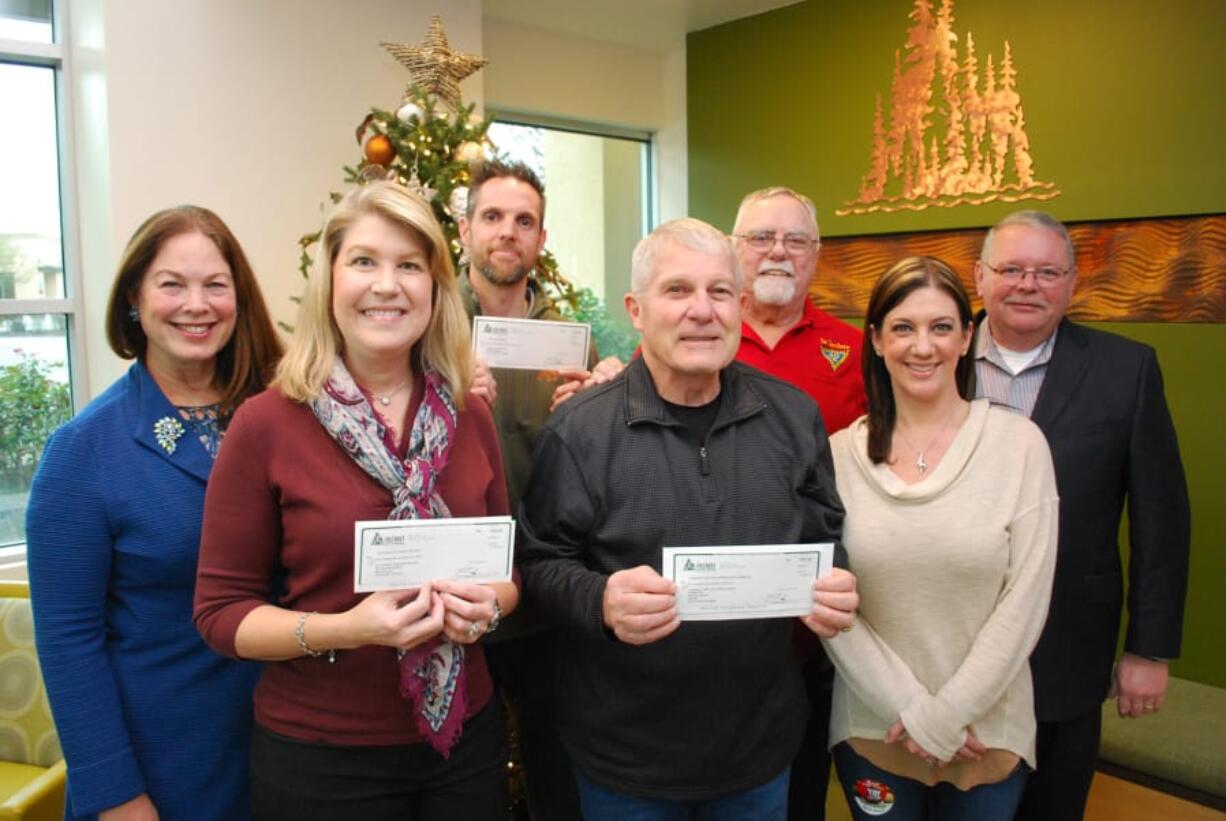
left=732, top=187, right=820, bottom=237
left=981, top=210, right=1076, bottom=269
left=630, top=218, right=741, bottom=293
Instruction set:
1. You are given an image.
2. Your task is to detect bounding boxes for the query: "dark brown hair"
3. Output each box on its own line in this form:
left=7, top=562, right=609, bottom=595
left=465, top=159, right=546, bottom=221
left=105, top=205, right=283, bottom=416
left=863, top=256, right=974, bottom=463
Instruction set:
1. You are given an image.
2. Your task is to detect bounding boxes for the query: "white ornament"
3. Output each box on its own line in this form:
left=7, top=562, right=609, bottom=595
left=455, top=141, right=484, bottom=164
left=396, top=101, right=423, bottom=123
left=449, top=187, right=469, bottom=219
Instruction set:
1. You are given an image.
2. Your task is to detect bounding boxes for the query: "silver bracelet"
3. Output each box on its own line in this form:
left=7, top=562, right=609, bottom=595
left=295, top=611, right=336, bottom=663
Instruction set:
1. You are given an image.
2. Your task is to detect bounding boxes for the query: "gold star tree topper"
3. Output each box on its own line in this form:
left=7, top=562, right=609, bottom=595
left=381, top=15, right=487, bottom=110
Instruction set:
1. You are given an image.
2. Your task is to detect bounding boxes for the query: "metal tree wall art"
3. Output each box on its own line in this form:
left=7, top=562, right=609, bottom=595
left=838, top=0, right=1060, bottom=216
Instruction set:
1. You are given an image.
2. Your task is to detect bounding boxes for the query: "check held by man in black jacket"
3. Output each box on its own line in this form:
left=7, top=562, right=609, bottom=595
left=518, top=218, right=859, bottom=820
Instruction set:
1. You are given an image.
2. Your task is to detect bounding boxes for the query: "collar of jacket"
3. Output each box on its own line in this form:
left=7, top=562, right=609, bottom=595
left=623, top=357, right=768, bottom=431
left=126, top=360, right=214, bottom=483
left=459, top=269, right=551, bottom=320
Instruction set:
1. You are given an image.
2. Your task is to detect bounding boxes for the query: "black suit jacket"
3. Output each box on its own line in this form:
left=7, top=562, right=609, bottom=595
left=975, top=317, right=1190, bottom=722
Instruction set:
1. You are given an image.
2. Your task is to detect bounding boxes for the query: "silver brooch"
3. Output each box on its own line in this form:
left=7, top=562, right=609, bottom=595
left=153, top=416, right=185, bottom=454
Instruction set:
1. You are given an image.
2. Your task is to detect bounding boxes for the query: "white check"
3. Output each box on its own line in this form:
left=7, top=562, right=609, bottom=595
left=661, top=543, right=835, bottom=621
left=472, top=315, right=591, bottom=371
left=353, top=516, right=515, bottom=592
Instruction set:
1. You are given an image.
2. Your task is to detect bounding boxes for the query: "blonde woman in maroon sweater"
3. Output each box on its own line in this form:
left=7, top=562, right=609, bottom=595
left=195, top=182, right=517, bottom=820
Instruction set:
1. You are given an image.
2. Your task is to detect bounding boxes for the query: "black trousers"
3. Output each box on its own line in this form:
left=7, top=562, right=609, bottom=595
left=485, top=633, right=582, bottom=821
left=787, top=655, right=835, bottom=821
left=1014, top=706, right=1102, bottom=821
left=250, top=699, right=507, bottom=821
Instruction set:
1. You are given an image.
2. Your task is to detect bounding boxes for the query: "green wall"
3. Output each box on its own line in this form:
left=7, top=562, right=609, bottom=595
left=1097, top=323, right=1225, bottom=689
left=688, top=0, right=1226, bottom=236
left=688, top=1, right=1226, bottom=687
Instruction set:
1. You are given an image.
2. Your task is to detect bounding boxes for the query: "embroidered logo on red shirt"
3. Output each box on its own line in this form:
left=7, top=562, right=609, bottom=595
left=820, top=338, right=851, bottom=371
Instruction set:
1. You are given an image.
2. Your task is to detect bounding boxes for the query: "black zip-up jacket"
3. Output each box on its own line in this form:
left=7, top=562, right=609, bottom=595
left=519, top=357, right=846, bottom=800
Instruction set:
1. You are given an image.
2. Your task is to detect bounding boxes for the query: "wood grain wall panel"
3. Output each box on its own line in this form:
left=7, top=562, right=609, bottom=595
left=815, top=214, right=1226, bottom=322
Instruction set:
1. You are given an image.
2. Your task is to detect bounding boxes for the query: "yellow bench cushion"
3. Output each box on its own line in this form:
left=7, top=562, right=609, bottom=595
left=0, top=761, right=50, bottom=799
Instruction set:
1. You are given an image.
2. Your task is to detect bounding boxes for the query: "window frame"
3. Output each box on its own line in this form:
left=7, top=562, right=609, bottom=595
left=0, top=0, right=89, bottom=560
left=486, top=109, right=657, bottom=237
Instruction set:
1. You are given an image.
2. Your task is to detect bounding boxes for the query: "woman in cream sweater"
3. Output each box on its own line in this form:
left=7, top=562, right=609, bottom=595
left=824, top=256, right=1058, bottom=820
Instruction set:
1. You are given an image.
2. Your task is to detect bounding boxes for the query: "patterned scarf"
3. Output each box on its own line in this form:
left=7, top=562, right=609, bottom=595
left=311, top=358, right=467, bottom=757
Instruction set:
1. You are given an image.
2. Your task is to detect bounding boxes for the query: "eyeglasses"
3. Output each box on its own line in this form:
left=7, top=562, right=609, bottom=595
left=982, top=262, right=1072, bottom=284
left=734, top=231, right=820, bottom=254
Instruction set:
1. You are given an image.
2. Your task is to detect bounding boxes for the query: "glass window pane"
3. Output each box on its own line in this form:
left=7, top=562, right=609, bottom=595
left=488, top=122, right=647, bottom=305
left=487, top=121, right=648, bottom=361
left=0, top=314, right=70, bottom=547
left=0, top=61, right=64, bottom=301
left=0, top=0, right=53, bottom=43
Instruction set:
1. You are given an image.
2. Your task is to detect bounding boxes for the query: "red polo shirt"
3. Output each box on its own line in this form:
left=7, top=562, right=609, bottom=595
left=737, top=300, right=866, bottom=434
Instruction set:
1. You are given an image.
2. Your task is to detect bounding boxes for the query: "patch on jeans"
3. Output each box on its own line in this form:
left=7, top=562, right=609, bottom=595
left=853, top=778, right=895, bottom=815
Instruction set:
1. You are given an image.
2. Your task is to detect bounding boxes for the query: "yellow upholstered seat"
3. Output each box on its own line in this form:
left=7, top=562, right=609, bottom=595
left=0, top=582, right=64, bottom=821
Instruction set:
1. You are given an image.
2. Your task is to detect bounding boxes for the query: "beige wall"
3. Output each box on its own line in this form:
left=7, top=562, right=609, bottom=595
left=64, top=5, right=686, bottom=397
left=68, top=0, right=483, bottom=395
left=482, top=17, right=687, bottom=225
left=542, top=132, right=606, bottom=296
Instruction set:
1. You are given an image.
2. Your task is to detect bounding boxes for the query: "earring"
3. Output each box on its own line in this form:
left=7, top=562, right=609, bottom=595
left=128, top=306, right=140, bottom=322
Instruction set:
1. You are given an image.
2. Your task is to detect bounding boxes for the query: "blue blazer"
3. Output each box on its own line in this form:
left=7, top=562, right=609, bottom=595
left=26, top=362, right=257, bottom=820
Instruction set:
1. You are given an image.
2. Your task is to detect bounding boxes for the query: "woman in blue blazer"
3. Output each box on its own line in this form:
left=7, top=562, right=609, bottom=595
left=25, top=206, right=282, bottom=820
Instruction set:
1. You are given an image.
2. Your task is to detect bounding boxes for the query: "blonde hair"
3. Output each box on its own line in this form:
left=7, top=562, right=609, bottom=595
left=276, top=182, right=473, bottom=406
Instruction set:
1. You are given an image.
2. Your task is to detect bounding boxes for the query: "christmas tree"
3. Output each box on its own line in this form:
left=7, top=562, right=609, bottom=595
left=297, top=15, right=578, bottom=311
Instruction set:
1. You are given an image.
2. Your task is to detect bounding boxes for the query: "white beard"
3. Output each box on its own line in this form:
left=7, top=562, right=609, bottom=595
left=752, top=273, right=796, bottom=306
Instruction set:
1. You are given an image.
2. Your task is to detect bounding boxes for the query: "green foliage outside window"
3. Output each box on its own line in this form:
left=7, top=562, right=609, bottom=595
left=0, top=352, right=70, bottom=483
left=557, top=287, right=639, bottom=363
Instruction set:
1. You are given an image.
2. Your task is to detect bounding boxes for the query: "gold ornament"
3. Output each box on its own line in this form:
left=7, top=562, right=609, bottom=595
left=365, top=134, right=396, bottom=165
left=381, top=15, right=487, bottom=110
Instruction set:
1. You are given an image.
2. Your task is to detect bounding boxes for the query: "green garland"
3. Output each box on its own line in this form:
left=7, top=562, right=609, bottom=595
left=297, top=84, right=581, bottom=312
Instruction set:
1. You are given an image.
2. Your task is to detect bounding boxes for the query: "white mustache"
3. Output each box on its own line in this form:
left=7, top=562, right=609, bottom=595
left=757, top=259, right=795, bottom=277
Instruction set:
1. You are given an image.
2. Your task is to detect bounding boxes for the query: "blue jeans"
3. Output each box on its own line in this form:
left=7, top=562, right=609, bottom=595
left=833, top=743, right=1027, bottom=821
left=574, top=767, right=790, bottom=821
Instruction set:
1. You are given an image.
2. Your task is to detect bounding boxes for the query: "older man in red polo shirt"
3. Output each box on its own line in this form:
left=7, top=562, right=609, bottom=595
left=731, top=187, right=865, bottom=435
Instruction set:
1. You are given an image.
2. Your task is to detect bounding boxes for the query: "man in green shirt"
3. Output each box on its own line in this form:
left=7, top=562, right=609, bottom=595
left=459, top=159, right=604, bottom=821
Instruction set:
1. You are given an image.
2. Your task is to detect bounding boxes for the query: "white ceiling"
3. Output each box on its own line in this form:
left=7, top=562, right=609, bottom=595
left=483, top=0, right=802, bottom=52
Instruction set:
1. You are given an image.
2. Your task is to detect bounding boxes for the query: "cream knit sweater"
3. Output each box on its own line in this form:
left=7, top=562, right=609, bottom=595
left=825, top=399, right=1058, bottom=768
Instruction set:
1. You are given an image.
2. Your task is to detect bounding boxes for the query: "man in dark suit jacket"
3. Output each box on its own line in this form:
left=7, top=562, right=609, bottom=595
left=971, top=210, right=1191, bottom=821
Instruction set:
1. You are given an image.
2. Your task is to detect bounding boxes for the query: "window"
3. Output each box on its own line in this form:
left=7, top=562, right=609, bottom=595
left=487, top=115, right=653, bottom=327
left=1, top=0, right=86, bottom=563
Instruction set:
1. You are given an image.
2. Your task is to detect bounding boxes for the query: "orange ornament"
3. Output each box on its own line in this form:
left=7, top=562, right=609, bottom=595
left=364, top=134, right=395, bottom=165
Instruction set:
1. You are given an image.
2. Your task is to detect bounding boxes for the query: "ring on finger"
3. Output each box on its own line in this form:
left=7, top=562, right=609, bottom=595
left=466, top=621, right=482, bottom=640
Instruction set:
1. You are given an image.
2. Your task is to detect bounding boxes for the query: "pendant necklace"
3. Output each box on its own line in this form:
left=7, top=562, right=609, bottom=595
left=893, top=413, right=960, bottom=475
left=372, top=380, right=411, bottom=407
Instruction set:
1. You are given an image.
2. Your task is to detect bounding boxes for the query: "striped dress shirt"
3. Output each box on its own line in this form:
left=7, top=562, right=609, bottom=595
left=973, top=320, right=1059, bottom=417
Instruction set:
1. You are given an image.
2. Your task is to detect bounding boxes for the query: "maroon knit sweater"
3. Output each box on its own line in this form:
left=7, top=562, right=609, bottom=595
left=194, top=385, right=509, bottom=746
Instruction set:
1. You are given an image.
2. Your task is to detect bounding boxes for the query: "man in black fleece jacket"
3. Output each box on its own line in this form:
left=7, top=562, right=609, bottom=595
left=519, top=217, right=859, bottom=819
